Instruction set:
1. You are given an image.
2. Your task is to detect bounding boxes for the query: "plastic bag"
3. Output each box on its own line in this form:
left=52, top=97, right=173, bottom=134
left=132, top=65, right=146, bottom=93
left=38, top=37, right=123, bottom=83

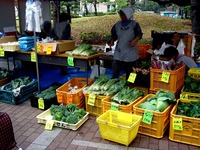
left=176, top=39, right=185, bottom=55
left=191, top=35, right=195, bottom=57
left=154, top=42, right=174, bottom=55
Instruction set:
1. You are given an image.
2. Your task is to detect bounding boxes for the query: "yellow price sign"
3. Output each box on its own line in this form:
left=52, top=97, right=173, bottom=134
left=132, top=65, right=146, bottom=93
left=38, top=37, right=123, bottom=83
left=88, top=94, right=96, bottom=106
left=111, top=102, right=119, bottom=111
left=37, top=44, right=40, bottom=52
left=128, top=73, right=137, bottom=83
left=31, top=52, right=36, bottom=62
left=38, top=98, right=44, bottom=110
left=0, top=47, right=5, bottom=57
left=180, top=94, right=188, bottom=99
left=46, top=46, right=52, bottom=55
left=45, top=120, right=54, bottom=130
left=173, top=117, right=183, bottom=130
left=161, top=71, right=170, bottom=83
left=142, top=110, right=153, bottom=124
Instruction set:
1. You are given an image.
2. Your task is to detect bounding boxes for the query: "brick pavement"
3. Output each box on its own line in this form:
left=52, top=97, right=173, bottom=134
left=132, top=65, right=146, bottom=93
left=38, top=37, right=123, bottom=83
left=0, top=101, right=200, bottom=150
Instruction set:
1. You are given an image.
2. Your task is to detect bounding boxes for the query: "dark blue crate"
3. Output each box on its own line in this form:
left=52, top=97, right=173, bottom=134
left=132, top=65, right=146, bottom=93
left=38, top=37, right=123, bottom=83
left=0, top=80, right=38, bottom=105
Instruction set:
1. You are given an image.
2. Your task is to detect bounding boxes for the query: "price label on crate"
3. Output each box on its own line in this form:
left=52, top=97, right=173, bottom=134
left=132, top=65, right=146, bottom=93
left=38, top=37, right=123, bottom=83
left=37, top=44, right=40, bottom=52
left=180, top=94, right=188, bottom=99
left=46, top=45, right=52, bottom=55
left=128, top=73, right=137, bottom=83
left=173, top=117, right=183, bottom=130
left=111, top=102, right=119, bottom=111
left=67, top=94, right=73, bottom=104
left=31, top=52, right=36, bottom=62
left=0, top=47, right=5, bottom=57
left=88, top=94, right=96, bottom=106
left=45, top=120, right=54, bottom=130
left=142, top=110, right=153, bottom=124
left=38, top=98, right=44, bottom=110
left=67, top=56, right=74, bottom=67
left=161, top=71, right=170, bottom=83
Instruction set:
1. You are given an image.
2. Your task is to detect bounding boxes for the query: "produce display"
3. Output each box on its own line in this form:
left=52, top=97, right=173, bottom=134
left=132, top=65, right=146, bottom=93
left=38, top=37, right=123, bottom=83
left=183, top=76, right=200, bottom=93
left=68, top=84, right=79, bottom=94
left=0, top=69, right=9, bottom=80
left=50, top=104, right=87, bottom=124
left=177, top=101, right=200, bottom=118
left=132, top=60, right=151, bottom=75
left=36, top=85, right=58, bottom=100
left=139, top=90, right=176, bottom=112
left=2, top=77, right=33, bottom=90
left=111, top=87, right=144, bottom=105
left=71, top=44, right=97, bottom=56
left=151, top=59, right=184, bottom=70
left=84, top=75, right=126, bottom=96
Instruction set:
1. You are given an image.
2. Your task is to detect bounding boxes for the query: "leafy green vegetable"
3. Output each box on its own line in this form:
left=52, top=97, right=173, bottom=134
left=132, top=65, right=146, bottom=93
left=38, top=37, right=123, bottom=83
left=36, top=85, right=58, bottom=100
left=72, top=44, right=97, bottom=56
left=50, top=104, right=87, bottom=124
left=0, top=69, right=9, bottom=80
left=183, top=76, right=200, bottom=93
left=139, top=90, right=176, bottom=112
left=6, top=77, right=33, bottom=90
left=177, top=101, right=200, bottom=118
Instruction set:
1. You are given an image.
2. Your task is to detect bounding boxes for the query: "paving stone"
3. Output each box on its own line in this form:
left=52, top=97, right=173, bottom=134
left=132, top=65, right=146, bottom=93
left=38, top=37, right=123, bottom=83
left=91, top=137, right=102, bottom=143
left=25, top=132, right=40, bottom=143
left=149, top=137, right=159, bottom=144
left=54, top=133, right=68, bottom=142
left=19, top=141, right=31, bottom=149
left=14, top=130, right=25, bottom=139
left=189, top=145, right=200, bottom=150
left=139, top=138, right=149, bottom=148
left=16, top=135, right=28, bottom=145
left=158, top=139, right=168, bottom=150
left=26, top=143, right=47, bottom=150
left=100, top=139, right=110, bottom=144
left=178, top=143, right=189, bottom=150
left=46, top=141, right=61, bottom=150
left=77, top=146, right=88, bottom=150
left=87, top=147, right=98, bottom=150
left=168, top=141, right=179, bottom=147
left=83, top=132, right=95, bottom=141
left=148, top=143, right=158, bottom=150
left=67, top=144, right=79, bottom=150
left=23, top=127, right=37, bottom=136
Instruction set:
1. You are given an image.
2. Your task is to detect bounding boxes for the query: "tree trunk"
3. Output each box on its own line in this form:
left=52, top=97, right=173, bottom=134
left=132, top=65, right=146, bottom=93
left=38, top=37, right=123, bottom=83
left=94, top=0, right=98, bottom=16
left=67, top=6, right=71, bottom=23
left=84, top=2, right=89, bottom=16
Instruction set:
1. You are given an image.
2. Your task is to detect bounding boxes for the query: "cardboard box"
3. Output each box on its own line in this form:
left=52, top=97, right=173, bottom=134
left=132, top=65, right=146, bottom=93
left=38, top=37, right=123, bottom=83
left=37, top=40, right=75, bottom=54
left=0, top=36, right=17, bottom=44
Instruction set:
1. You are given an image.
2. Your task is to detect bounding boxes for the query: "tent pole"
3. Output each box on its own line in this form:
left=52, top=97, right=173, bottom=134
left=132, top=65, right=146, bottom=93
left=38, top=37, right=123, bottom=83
left=33, top=30, right=40, bottom=92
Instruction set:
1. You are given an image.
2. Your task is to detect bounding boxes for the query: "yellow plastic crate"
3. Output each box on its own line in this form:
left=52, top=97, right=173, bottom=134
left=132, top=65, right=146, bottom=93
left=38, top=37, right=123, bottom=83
left=96, top=110, right=142, bottom=146
left=102, top=96, right=142, bottom=114
left=133, top=94, right=173, bottom=138
left=56, top=78, right=93, bottom=107
left=36, top=108, right=89, bottom=130
left=188, top=68, right=200, bottom=80
left=181, top=87, right=200, bottom=101
left=85, top=94, right=108, bottom=116
left=169, top=99, right=200, bottom=147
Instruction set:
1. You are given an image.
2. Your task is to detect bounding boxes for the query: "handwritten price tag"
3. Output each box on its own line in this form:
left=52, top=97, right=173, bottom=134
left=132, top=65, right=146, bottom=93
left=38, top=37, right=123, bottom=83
left=142, top=110, right=153, bottom=124
left=38, top=98, right=44, bottom=110
left=0, top=47, right=5, bottom=57
left=37, top=44, right=40, bottom=52
left=173, top=117, right=183, bottom=130
left=67, top=94, right=73, bottom=104
left=31, top=52, right=36, bottom=62
left=45, top=120, right=54, bottom=130
left=180, top=94, right=188, bottom=99
left=46, top=46, right=52, bottom=55
left=161, top=71, right=170, bottom=83
left=88, top=94, right=96, bottom=106
left=67, top=56, right=74, bottom=66
left=128, top=73, right=137, bottom=83
left=111, top=102, right=119, bottom=111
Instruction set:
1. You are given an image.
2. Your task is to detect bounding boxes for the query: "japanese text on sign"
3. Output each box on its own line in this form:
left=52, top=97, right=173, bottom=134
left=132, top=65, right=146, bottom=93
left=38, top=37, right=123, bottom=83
left=180, top=94, right=188, bottom=100
left=67, top=56, right=74, bottom=66
left=31, top=52, right=36, bottom=62
left=173, top=117, right=183, bottom=130
left=88, top=94, right=96, bottom=106
left=161, top=71, right=170, bottom=83
left=45, top=120, right=54, bottom=130
left=0, top=47, right=5, bottom=57
left=46, top=46, right=52, bottom=55
left=111, top=102, right=119, bottom=111
left=38, top=98, right=44, bottom=109
left=142, top=110, right=153, bottom=124
left=128, top=73, right=137, bottom=83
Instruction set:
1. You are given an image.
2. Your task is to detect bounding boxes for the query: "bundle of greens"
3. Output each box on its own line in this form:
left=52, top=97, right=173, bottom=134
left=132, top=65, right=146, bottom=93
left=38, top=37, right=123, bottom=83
left=183, top=76, right=200, bottom=93
left=7, top=77, right=32, bottom=90
left=50, top=104, right=87, bottom=124
left=84, top=75, right=126, bottom=96
left=36, top=85, right=58, bottom=100
left=177, top=101, right=200, bottom=118
left=72, top=44, right=97, bottom=56
left=111, top=87, right=144, bottom=105
left=139, top=90, right=176, bottom=112
left=0, top=69, right=9, bottom=80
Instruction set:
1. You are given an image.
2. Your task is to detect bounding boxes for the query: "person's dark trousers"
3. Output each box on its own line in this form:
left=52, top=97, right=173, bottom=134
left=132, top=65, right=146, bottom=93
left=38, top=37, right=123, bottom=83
left=112, top=59, right=139, bottom=79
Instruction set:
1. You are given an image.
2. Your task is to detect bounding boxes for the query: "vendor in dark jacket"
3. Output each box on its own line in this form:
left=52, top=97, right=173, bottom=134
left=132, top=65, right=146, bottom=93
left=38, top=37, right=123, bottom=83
left=164, top=46, right=198, bottom=72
